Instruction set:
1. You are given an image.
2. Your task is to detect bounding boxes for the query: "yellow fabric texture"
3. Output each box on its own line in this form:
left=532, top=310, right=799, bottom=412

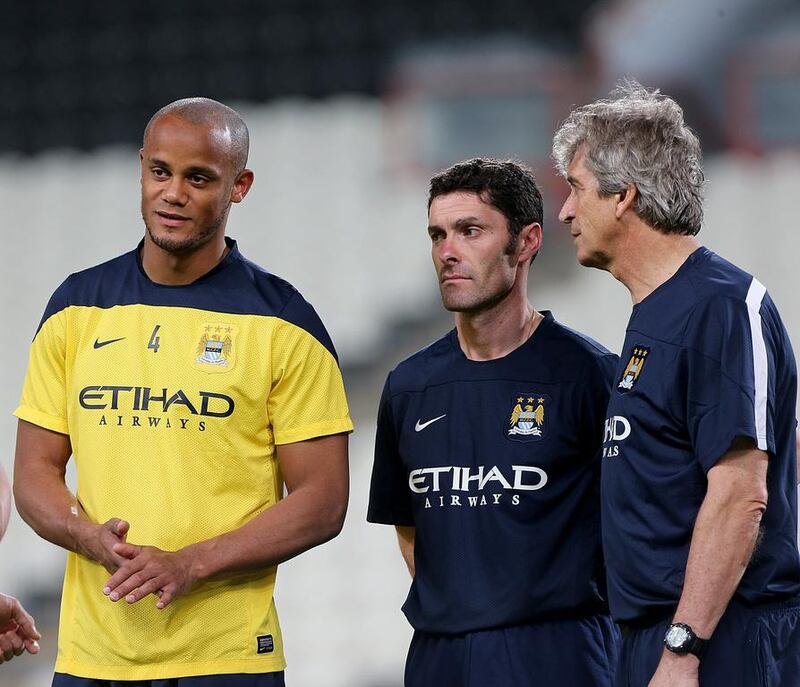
left=15, top=302, right=352, bottom=680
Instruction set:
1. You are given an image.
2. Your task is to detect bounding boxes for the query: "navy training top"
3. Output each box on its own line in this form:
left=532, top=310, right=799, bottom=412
left=602, top=247, right=800, bottom=624
left=368, top=311, right=618, bottom=634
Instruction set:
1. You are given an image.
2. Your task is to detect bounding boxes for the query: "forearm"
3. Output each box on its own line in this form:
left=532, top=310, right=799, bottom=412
left=186, top=480, right=346, bottom=582
left=673, top=489, right=765, bottom=636
left=15, top=467, right=97, bottom=559
left=396, top=526, right=415, bottom=577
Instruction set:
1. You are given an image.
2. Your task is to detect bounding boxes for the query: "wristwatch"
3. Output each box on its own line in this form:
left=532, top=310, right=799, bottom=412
left=663, top=622, right=709, bottom=658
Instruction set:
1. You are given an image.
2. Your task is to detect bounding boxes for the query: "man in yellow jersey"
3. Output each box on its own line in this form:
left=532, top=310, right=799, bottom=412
left=0, top=464, right=41, bottom=666
left=13, top=98, right=353, bottom=686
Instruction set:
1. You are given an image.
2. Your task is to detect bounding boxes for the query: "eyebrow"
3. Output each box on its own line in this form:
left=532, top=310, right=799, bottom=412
left=427, top=216, right=484, bottom=233
left=147, top=158, right=221, bottom=179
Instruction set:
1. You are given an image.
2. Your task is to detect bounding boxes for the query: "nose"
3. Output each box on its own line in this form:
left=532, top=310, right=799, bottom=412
left=558, top=192, right=574, bottom=224
left=162, top=176, right=187, bottom=206
left=434, top=234, right=459, bottom=265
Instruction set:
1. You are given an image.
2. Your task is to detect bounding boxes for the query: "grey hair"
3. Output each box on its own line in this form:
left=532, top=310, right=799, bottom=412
left=552, top=80, right=704, bottom=236
left=144, top=97, right=250, bottom=173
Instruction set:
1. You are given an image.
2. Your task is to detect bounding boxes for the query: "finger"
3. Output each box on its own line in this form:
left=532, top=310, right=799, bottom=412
left=112, top=542, right=141, bottom=559
left=112, top=519, right=130, bottom=539
left=11, top=601, right=40, bottom=641
left=155, top=584, right=177, bottom=609
left=107, top=567, right=158, bottom=602
left=124, top=577, right=167, bottom=604
left=0, top=632, right=19, bottom=661
left=22, top=636, right=40, bottom=654
left=103, top=559, right=147, bottom=598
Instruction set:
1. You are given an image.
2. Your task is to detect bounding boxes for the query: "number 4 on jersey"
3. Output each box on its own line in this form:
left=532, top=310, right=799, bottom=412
left=148, top=325, right=161, bottom=353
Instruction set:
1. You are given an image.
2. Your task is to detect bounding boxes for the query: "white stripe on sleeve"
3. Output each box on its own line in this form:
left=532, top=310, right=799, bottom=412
left=745, top=277, right=769, bottom=450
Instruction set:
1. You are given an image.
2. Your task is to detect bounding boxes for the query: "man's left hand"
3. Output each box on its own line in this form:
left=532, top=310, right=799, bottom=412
left=648, top=651, right=700, bottom=687
left=102, top=543, right=197, bottom=609
left=0, top=593, right=40, bottom=663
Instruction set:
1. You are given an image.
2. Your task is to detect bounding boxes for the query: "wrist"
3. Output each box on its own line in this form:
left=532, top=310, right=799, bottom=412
left=664, top=621, right=709, bottom=660
left=661, top=648, right=700, bottom=672
left=180, top=543, right=208, bottom=585
left=65, top=512, right=97, bottom=559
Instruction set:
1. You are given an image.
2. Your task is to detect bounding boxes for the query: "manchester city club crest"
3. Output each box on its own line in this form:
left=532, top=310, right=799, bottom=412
left=192, top=323, right=237, bottom=373
left=507, top=394, right=546, bottom=442
left=618, top=344, right=649, bottom=393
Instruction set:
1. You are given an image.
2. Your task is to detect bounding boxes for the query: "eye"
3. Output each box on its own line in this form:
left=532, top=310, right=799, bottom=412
left=428, top=230, right=444, bottom=243
left=463, top=226, right=480, bottom=237
left=188, top=174, right=209, bottom=186
left=151, top=167, right=169, bottom=179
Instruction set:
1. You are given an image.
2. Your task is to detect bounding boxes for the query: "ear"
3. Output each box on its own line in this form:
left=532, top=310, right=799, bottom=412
left=517, top=222, right=543, bottom=265
left=231, top=169, right=255, bottom=203
left=615, top=183, right=637, bottom=219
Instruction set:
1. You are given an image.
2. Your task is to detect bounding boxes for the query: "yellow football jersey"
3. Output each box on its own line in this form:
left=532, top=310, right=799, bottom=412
left=15, top=239, right=353, bottom=680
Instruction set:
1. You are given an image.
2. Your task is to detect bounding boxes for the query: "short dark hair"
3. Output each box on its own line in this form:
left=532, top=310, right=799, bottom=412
left=144, top=97, right=250, bottom=174
left=428, top=158, right=544, bottom=253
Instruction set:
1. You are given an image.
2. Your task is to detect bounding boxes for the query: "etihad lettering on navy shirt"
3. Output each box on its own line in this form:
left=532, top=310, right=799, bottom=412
left=602, top=247, right=800, bottom=623
left=368, top=312, right=618, bottom=634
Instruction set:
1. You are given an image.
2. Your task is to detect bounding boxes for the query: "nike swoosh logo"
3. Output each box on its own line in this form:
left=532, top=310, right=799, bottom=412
left=415, top=414, right=447, bottom=432
left=93, top=337, right=126, bottom=349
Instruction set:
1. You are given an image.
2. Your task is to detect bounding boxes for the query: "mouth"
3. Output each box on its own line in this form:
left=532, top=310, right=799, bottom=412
left=155, top=210, right=190, bottom=227
left=441, top=274, right=470, bottom=284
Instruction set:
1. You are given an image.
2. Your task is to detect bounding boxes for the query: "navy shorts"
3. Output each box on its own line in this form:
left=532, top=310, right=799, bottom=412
left=405, top=613, right=619, bottom=687
left=614, top=598, right=800, bottom=687
left=52, top=672, right=285, bottom=687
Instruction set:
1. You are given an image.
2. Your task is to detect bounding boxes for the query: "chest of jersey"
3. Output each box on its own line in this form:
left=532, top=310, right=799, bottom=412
left=66, top=304, right=270, bottom=440
left=394, top=377, right=590, bottom=514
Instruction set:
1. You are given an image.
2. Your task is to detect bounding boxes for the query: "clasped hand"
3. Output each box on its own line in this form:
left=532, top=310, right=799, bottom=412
left=96, top=520, right=196, bottom=609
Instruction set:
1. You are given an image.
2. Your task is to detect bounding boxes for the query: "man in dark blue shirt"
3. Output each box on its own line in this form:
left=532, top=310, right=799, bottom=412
left=368, top=159, right=619, bottom=686
left=554, top=81, right=800, bottom=687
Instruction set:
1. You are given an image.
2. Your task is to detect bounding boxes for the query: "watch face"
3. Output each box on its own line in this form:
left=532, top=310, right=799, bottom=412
left=665, top=625, right=690, bottom=648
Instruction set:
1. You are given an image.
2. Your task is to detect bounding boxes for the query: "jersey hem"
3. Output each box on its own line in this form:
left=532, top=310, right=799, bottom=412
left=54, top=655, right=287, bottom=681
left=274, top=417, right=353, bottom=445
left=13, top=405, right=68, bottom=434
left=366, top=512, right=415, bottom=527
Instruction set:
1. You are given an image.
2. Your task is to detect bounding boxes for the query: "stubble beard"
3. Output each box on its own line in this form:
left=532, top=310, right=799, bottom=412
left=440, top=282, right=514, bottom=314
left=440, top=243, right=517, bottom=314
left=142, top=203, right=229, bottom=256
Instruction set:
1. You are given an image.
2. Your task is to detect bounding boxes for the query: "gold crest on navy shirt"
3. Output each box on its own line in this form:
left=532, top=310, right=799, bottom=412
left=507, top=394, right=546, bottom=442
left=193, top=323, right=238, bottom=373
left=618, top=345, right=650, bottom=393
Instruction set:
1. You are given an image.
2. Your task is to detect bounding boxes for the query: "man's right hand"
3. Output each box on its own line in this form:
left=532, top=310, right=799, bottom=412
left=0, top=593, right=40, bottom=664
left=78, top=518, right=134, bottom=573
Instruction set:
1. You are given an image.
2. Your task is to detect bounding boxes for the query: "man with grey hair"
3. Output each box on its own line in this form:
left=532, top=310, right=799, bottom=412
left=14, top=97, right=352, bottom=686
left=553, top=81, right=800, bottom=686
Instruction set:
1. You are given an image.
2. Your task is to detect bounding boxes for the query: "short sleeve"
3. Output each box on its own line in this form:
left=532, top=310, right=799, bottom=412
left=683, top=292, right=773, bottom=472
left=14, top=302, right=70, bottom=435
left=267, top=300, right=353, bottom=445
left=367, top=376, right=414, bottom=526
left=580, top=353, right=617, bottom=453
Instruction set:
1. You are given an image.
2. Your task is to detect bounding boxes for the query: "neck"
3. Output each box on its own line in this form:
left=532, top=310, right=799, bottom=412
left=141, top=233, right=230, bottom=285
left=455, top=291, right=542, bottom=361
left=610, top=222, right=701, bottom=304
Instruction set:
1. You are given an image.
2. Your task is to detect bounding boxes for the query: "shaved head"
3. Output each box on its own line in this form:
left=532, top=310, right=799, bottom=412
left=144, top=97, right=250, bottom=173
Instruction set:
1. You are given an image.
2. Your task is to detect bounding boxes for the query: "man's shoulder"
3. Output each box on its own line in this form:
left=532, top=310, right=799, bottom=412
left=685, top=247, right=756, bottom=303
left=385, top=331, right=455, bottom=396
left=546, top=315, right=616, bottom=359
left=543, top=315, right=619, bottom=380
left=234, top=254, right=338, bottom=359
left=37, top=250, right=138, bottom=328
